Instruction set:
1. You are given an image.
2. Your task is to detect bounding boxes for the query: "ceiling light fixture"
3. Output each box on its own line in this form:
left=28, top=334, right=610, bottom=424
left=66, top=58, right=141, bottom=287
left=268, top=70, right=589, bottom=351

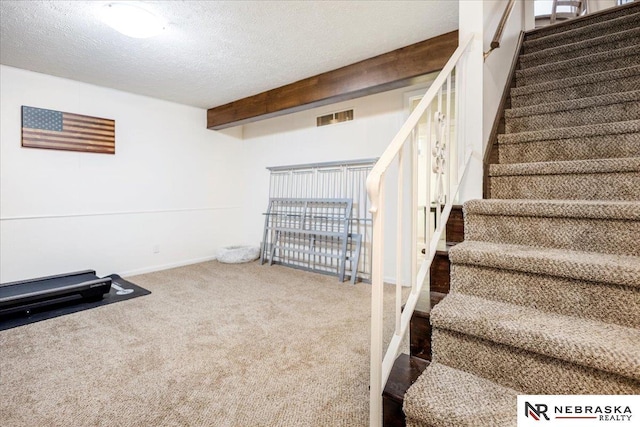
left=100, top=2, right=164, bottom=38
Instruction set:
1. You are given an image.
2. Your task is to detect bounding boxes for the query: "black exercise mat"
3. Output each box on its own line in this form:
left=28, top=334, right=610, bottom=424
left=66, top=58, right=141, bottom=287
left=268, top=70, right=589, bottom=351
left=0, top=275, right=150, bottom=331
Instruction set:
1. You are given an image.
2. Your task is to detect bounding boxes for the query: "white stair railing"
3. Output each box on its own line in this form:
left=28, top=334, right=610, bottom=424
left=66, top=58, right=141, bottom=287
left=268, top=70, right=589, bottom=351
left=367, top=35, right=474, bottom=427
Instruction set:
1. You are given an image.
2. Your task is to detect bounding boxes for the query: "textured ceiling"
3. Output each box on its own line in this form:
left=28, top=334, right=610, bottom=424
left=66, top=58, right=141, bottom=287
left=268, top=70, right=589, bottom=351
left=0, top=1, right=458, bottom=109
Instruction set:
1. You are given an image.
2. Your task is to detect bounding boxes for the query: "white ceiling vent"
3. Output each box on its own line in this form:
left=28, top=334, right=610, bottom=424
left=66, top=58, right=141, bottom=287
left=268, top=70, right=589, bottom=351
left=317, top=109, right=354, bottom=127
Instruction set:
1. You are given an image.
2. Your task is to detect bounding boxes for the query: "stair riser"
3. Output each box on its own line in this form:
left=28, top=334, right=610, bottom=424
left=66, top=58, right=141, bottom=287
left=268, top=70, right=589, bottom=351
left=446, top=207, right=464, bottom=243
left=464, top=213, right=640, bottom=256
left=520, top=33, right=640, bottom=70
left=505, top=101, right=639, bottom=133
left=516, top=54, right=640, bottom=87
left=410, top=315, right=432, bottom=361
left=430, top=254, right=450, bottom=294
left=384, top=354, right=429, bottom=427
left=451, top=264, right=639, bottom=328
left=432, top=329, right=640, bottom=395
left=499, top=133, right=640, bottom=164
left=511, top=74, right=640, bottom=108
left=525, top=5, right=640, bottom=42
left=410, top=291, right=448, bottom=361
left=490, top=171, right=640, bottom=203
left=524, top=11, right=640, bottom=52
left=383, top=398, right=406, bottom=427
left=409, top=252, right=452, bottom=361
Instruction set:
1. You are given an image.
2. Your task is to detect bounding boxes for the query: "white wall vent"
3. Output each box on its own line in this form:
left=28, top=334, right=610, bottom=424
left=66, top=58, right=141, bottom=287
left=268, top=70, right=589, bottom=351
left=316, top=109, right=353, bottom=127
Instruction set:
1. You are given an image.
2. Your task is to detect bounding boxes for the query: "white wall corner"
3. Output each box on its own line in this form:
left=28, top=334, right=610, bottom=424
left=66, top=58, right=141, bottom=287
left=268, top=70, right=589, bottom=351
left=457, top=0, right=527, bottom=202
left=218, top=125, right=244, bottom=139
left=524, top=0, right=536, bottom=31
left=457, top=0, right=485, bottom=202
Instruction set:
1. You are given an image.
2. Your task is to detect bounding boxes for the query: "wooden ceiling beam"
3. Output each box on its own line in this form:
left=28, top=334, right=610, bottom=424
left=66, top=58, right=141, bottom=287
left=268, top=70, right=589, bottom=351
left=207, top=30, right=458, bottom=130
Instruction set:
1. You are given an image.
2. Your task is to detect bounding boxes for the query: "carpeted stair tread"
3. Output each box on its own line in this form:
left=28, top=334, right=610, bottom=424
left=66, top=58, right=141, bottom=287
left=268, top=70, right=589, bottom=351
left=433, top=329, right=640, bottom=395
left=463, top=198, right=640, bottom=220
left=463, top=199, right=640, bottom=256
left=449, top=240, right=640, bottom=289
left=523, top=8, right=640, bottom=50
left=490, top=158, right=640, bottom=201
left=506, top=90, right=640, bottom=119
left=430, top=293, right=640, bottom=380
left=450, top=264, right=640, bottom=329
left=524, top=3, right=640, bottom=42
left=515, top=45, right=639, bottom=87
left=511, top=66, right=640, bottom=98
left=489, top=157, right=640, bottom=177
left=510, top=66, right=640, bottom=108
left=498, top=120, right=640, bottom=145
left=520, top=27, right=640, bottom=69
left=506, top=89, right=639, bottom=119
left=503, top=91, right=640, bottom=133
left=498, top=121, right=640, bottom=163
left=403, top=362, right=517, bottom=427
left=498, top=132, right=640, bottom=164
left=497, top=121, right=640, bottom=164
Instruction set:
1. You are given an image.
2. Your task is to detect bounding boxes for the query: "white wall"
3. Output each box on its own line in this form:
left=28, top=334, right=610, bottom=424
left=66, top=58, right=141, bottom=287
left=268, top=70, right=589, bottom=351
left=0, top=65, right=245, bottom=282
left=588, top=0, right=619, bottom=12
left=535, top=0, right=617, bottom=17
left=483, top=0, right=526, bottom=146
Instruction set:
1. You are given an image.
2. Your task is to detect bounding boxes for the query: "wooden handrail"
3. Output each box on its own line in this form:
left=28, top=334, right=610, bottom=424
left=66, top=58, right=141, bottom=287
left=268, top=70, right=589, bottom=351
left=484, top=0, right=516, bottom=60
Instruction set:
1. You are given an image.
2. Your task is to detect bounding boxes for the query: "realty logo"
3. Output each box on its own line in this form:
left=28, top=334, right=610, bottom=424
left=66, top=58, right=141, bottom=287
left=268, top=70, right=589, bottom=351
left=525, top=402, right=551, bottom=421
left=517, top=395, right=637, bottom=426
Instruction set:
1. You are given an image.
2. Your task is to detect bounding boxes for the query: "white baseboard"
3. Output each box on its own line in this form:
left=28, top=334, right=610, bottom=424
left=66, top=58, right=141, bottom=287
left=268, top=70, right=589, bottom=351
left=119, top=255, right=218, bottom=278
left=383, top=276, right=412, bottom=287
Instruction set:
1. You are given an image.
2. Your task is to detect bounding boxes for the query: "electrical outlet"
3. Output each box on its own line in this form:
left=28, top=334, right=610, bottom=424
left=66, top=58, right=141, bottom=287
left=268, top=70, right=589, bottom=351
left=153, top=245, right=160, bottom=254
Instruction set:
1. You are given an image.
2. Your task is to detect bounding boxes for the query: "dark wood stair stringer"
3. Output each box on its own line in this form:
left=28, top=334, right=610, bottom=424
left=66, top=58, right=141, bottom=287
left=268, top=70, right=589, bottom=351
left=382, top=205, right=463, bottom=426
left=410, top=290, right=447, bottom=361
left=382, top=354, right=430, bottom=427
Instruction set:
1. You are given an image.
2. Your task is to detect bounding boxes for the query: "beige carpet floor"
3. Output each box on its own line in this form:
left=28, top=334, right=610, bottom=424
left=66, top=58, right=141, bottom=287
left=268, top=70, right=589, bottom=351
left=0, top=261, right=400, bottom=427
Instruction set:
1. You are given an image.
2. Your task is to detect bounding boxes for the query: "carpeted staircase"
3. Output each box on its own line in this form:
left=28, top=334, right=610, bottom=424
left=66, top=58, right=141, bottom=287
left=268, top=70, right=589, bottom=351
left=402, top=4, right=640, bottom=426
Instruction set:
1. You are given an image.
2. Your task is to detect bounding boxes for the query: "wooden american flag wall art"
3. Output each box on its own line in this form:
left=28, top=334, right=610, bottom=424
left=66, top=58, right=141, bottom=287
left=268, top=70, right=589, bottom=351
left=21, top=106, right=115, bottom=154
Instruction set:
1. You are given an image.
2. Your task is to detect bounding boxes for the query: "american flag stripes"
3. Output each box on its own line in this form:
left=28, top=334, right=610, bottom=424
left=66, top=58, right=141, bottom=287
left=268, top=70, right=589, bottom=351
left=21, top=106, right=115, bottom=154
